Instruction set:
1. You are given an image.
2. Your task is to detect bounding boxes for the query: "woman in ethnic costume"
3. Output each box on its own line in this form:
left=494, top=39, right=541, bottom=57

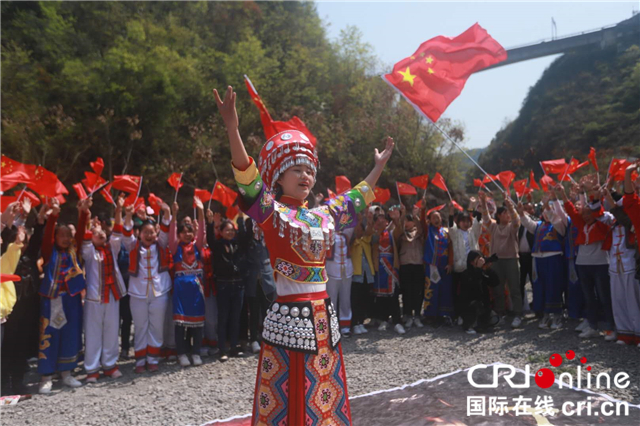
left=214, top=86, right=394, bottom=426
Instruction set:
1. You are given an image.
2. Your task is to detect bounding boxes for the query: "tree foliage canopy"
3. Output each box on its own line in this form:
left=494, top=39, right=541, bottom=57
left=2, top=1, right=465, bottom=217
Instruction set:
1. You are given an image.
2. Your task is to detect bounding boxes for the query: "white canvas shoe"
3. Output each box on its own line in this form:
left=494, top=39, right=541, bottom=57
left=413, top=318, right=424, bottom=328
left=378, top=321, right=388, bottom=331
left=538, top=313, right=551, bottom=330
left=62, top=375, right=82, bottom=388
left=251, top=341, right=261, bottom=353
left=603, top=331, right=617, bottom=342
left=550, top=315, right=562, bottom=330
left=511, top=316, right=522, bottom=328
left=394, top=323, right=406, bottom=335
left=191, top=354, right=203, bottom=366
left=39, top=379, right=53, bottom=394
left=178, top=354, right=191, bottom=367
left=575, top=319, right=589, bottom=332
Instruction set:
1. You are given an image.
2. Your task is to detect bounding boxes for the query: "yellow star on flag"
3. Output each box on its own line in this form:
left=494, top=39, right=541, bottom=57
left=398, top=67, right=416, bottom=86
left=428, top=68, right=435, bottom=75
left=426, top=56, right=434, bottom=64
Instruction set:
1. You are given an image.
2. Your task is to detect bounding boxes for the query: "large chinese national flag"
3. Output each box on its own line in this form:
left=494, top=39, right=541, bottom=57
left=383, top=23, right=507, bottom=122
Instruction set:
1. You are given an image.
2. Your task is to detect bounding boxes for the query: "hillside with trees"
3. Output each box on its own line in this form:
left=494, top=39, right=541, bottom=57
left=476, top=39, right=640, bottom=184
left=1, top=1, right=466, bottom=216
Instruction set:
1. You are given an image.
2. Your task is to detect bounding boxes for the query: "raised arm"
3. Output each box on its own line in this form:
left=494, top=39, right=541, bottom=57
left=167, top=202, right=179, bottom=253
left=213, top=86, right=250, bottom=171
left=517, top=202, right=538, bottom=234
left=364, top=137, right=394, bottom=189
left=194, top=196, right=205, bottom=250
left=504, top=194, right=520, bottom=230
left=41, top=198, right=61, bottom=261
left=76, top=198, right=92, bottom=254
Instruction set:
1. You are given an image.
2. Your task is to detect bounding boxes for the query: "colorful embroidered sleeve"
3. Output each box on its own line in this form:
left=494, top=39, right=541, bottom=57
left=232, top=157, right=274, bottom=225
left=324, top=181, right=375, bottom=232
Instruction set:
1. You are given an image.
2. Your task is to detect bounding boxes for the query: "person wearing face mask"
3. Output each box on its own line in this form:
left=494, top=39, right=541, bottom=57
left=394, top=204, right=425, bottom=329
left=37, top=197, right=88, bottom=394
left=420, top=205, right=454, bottom=324
left=214, top=85, right=393, bottom=426
left=518, top=192, right=566, bottom=331
left=122, top=201, right=173, bottom=373
left=168, top=197, right=206, bottom=368
left=556, top=183, right=615, bottom=341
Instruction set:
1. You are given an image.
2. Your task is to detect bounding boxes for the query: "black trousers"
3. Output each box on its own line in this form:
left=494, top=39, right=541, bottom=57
left=175, top=325, right=203, bottom=356
left=375, top=289, right=402, bottom=324
left=351, top=276, right=372, bottom=326
left=460, top=299, right=492, bottom=330
left=452, top=271, right=464, bottom=318
left=399, top=264, right=425, bottom=317
left=119, top=294, right=133, bottom=352
left=239, top=281, right=270, bottom=343
left=519, top=253, right=533, bottom=311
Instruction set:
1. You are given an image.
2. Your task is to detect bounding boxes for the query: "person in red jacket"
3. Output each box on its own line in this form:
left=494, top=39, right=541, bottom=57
left=556, top=184, right=616, bottom=341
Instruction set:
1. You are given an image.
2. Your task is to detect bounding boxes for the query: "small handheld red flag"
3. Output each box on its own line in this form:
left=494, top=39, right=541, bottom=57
left=431, top=173, right=448, bottom=192
left=451, top=200, right=464, bottom=211
left=374, top=187, right=391, bottom=205
left=539, top=175, right=555, bottom=192
left=167, top=173, right=184, bottom=191
left=112, top=175, right=142, bottom=194
left=513, top=179, right=527, bottom=198
left=409, top=174, right=429, bottom=190
left=72, top=183, right=88, bottom=200
left=529, top=171, right=540, bottom=190
left=396, top=182, right=418, bottom=196
left=588, top=147, right=598, bottom=171
left=90, top=157, right=104, bottom=177
left=540, top=159, right=567, bottom=175
left=27, top=166, right=68, bottom=198
left=335, top=176, right=351, bottom=194
left=426, top=204, right=446, bottom=217
left=211, top=181, right=238, bottom=207
left=100, top=183, right=115, bottom=206
left=148, top=193, right=164, bottom=215
left=325, top=188, right=337, bottom=200
left=497, top=171, right=515, bottom=189
left=1, top=155, right=36, bottom=190
left=194, top=188, right=213, bottom=202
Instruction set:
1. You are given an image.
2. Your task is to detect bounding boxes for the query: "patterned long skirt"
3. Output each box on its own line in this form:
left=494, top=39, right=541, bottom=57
left=251, top=293, right=352, bottom=426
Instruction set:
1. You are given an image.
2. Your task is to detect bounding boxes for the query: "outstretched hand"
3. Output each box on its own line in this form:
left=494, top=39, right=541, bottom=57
left=213, top=86, right=239, bottom=129
left=374, top=137, right=394, bottom=167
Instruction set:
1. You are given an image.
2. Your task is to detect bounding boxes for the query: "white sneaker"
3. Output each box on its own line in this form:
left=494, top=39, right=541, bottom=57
left=538, top=313, right=551, bottom=330
left=340, top=327, right=351, bottom=337
left=378, top=321, right=388, bottom=332
left=511, top=316, right=522, bottom=328
left=178, top=354, right=191, bottom=367
left=360, top=324, right=369, bottom=333
left=251, top=341, right=261, bottom=354
left=496, top=316, right=506, bottom=327
left=208, top=347, right=220, bottom=356
left=457, top=317, right=464, bottom=326
left=394, top=323, right=406, bottom=335
left=353, top=325, right=363, bottom=335
left=200, top=347, right=210, bottom=357
left=414, top=318, right=424, bottom=328
left=62, top=375, right=82, bottom=388
left=575, top=319, right=589, bottom=332
left=404, top=317, right=414, bottom=329
left=465, top=328, right=477, bottom=335
left=191, top=354, right=203, bottom=366
left=39, top=379, right=53, bottom=394
left=167, top=355, right=177, bottom=362
left=637, top=342, right=640, bottom=348
left=603, top=331, right=617, bottom=342
left=579, top=327, right=599, bottom=338
left=616, top=340, right=626, bottom=345
left=550, top=315, right=562, bottom=330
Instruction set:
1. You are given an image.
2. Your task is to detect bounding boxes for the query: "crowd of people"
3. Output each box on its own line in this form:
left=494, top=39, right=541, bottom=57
left=1, top=158, right=639, bottom=397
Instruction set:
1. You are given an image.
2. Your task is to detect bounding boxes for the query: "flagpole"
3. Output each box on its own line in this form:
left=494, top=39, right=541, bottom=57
left=174, top=172, right=183, bottom=203
left=16, top=186, right=26, bottom=203
left=604, top=158, right=614, bottom=187
left=381, top=75, right=504, bottom=193
left=517, top=178, right=529, bottom=204
left=395, top=182, right=401, bottom=205
left=559, top=157, right=573, bottom=184
left=208, top=180, right=218, bottom=211
left=136, top=176, right=143, bottom=201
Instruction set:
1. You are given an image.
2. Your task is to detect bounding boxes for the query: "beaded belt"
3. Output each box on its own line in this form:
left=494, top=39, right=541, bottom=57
left=262, top=294, right=340, bottom=354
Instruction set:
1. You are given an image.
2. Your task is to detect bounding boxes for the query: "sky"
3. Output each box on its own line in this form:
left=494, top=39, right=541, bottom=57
left=316, top=1, right=638, bottom=149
